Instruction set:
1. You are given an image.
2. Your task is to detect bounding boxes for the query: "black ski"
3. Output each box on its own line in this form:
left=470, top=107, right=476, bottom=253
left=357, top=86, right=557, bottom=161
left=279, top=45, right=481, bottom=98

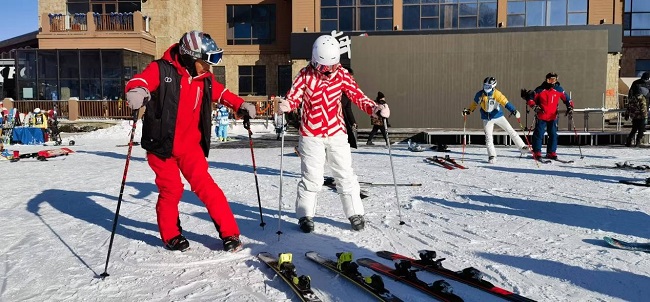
left=357, top=257, right=464, bottom=302
left=550, top=158, right=574, bottom=164
left=619, top=179, right=650, bottom=187
left=615, top=162, right=650, bottom=170
left=116, top=142, right=140, bottom=147
left=258, top=252, right=322, bottom=302
left=424, top=157, right=455, bottom=170
left=443, top=155, right=467, bottom=169
left=359, top=181, right=422, bottom=187
left=377, top=251, right=536, bottom=302
left=305, top=251, right=404, bottom=302
left=323, top=176, right=370, bottom=199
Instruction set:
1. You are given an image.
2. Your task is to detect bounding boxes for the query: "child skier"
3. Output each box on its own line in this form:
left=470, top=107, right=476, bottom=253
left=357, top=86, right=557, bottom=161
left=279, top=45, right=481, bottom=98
left=215, top=103, right=230, bottom=141
left=276, top=34, right=389, bottom=233
left=463, top=77, right=528, bottom=163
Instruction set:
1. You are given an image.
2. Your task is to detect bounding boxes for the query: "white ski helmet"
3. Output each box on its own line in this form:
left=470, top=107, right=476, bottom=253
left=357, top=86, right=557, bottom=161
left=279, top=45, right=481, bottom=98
left=34, top=108, right=41, bottom=114
left=311, top=35, right=340, bottom=73
left=483, top=77, right=497, bottom=93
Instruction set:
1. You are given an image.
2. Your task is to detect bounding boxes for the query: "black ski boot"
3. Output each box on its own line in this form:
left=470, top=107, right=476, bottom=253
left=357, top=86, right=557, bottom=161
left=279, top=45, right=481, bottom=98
left=165, top=234, right=190, bottom=252
left=349, top=215, right=365, bottom=231
left=222, top=236, right=242, bottom=252
left=299, top=217, right=315, bottom=233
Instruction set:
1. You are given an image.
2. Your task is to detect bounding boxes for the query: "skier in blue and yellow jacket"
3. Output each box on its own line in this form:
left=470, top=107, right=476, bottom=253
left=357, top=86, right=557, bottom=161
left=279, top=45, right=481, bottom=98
left=463, top=77, right=528, bottom=163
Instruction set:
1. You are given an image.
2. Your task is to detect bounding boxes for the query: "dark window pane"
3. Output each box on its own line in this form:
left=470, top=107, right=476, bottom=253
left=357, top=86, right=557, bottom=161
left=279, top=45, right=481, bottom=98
left=567, top=12, right=587, bottom=25
left=422, top=5, right=439, bottom=17
left=508, top=2, right=525, bottom=14
left=360, top=7, right=375, bottom=31
left=321, top=20, right=338, bottom=32
left=403, top=6, right=421, bottom=30
left=377, top=6, right=392, bottom=18
left=101, top=50, right=122, bottom=79
left=422, top=18, right=439, bottom=29
left=233, top=5, right=251, bottom=23
left=549, top=0, right=567, bottom=25
left=322, top=8, right=338, bottom=19
left=235, top=23, right=252, bottom=38
left=460, top=3, right=477, bottom=16
left=67, top=3, right=89, bottom=14
left=239, top=66, right=252, bottom=76
left=252, top=5, right=271, bottom=21
left=59, top=79, right=80, bottom=99
left=440, top=4, right=458, bottom=28
left=38, top=51, right=58, bottom=79
left=377, top=19, right=393, bottom=30
left=459, top=16, right=477, bottom=28
left=102, top=79, right=121, bottom=100
left=277, top=65, right=292, bottom=96
left=253, top=23, right=271, bottom=39
left=322, top=0, right=337, bottom=7
left=81, top=51, right=101, bottom=78
left=423, top=0, right=439, bottom=3
left=377, top=0, right=393, bottom=4
left=81, top=79, right=101, bottom=100
left=118, top=1, right=141, bottom=13
left=568, top=0, right=588, bottom=12
left=123, top=51, right=133, bottom=79
left=479, top=3, right=497, bottom=27
left=526, top=1, right=545, bottom=26
left=361, top=0, right=376, bottom=5
left=624, top=13, right=632, bottom=29
left=340, top=0, right=354, bottom=6
left=404, top=0, right=420, bottom=4
left=339, top=7, right=355, bottom=31
left=507, top=15, right=525, bottom=27
left=38, top=80, right=58, bottom=100
left=17, top=50, right=37, bottom=80
left=60, top=51, right=79, bottom=78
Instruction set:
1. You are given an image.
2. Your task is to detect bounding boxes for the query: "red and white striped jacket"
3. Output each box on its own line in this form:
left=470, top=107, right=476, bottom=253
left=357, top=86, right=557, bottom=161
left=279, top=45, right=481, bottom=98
left=285, top=65, right=377, bottom=137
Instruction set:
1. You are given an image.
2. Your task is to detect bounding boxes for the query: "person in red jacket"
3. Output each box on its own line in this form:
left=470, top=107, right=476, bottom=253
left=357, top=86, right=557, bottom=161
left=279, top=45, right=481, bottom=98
left=125, top=30, right=256, bottom=252
left=277, top=34, right=389, bottom=233
left=526, top=72, right=574, bottom=160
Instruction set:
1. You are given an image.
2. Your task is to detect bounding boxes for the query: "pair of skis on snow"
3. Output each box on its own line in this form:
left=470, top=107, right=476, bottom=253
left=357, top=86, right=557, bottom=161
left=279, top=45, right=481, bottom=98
left=1, top=147, right=74, bottom=162
left=424, top=155, right=467, bottom=170
left=258, top=250, right=535, bottom=302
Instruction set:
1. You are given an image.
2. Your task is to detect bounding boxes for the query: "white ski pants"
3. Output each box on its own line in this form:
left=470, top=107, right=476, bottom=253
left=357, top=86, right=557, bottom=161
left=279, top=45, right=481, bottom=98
left=483, top=116, right=526, bottom=157
left=295, top=134, right=364, bottom=219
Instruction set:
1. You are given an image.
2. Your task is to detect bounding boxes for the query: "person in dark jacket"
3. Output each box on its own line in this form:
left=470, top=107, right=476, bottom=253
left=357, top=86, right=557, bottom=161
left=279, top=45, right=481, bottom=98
left=125, top=30, right=256, bottom=253
left=625, top=72, right=650, bottom=147
left=366, top=91, right=389, bottom=145
left=341, top=68, right=358, bottom=148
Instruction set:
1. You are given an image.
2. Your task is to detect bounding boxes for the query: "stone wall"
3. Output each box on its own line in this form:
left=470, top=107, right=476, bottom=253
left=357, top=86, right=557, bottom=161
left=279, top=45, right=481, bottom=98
left=38, top=0, right=67, bottom=24
left=141, top=0, right=203, bottom=58
left=607, top=53, right=622, bottom=109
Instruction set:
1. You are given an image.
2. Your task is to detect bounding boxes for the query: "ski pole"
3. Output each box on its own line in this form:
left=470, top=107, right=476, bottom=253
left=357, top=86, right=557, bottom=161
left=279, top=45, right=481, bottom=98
left=382, top=118, right=405, bottom=225
left=100, top=109, right=140, bottom=278
left=243, top=115, right=265, bottom=229
left=276, top=113, right=286, bottom=240
left=569, top=114, right=584, bottom=159
left=462, top=114, right=467, bottom=163
left=517, top=117, right=539, bottom=168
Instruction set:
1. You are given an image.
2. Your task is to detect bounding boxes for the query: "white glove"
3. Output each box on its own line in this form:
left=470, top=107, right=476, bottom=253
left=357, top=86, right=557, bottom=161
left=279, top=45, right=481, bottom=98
left=373, top=104, right=390, bottom=119
left=126, top=87, right=150, bottom=110
left=277, top=99, right=292, bottom=113
left=512, top=110, right=521, bottom=119
left=238, top=102, right=256, bottom=119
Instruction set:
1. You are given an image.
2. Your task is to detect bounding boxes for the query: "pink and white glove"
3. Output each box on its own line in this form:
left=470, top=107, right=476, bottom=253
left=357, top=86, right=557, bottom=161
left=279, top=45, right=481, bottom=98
left=373, top=104, right=390, bottom=119
left=277, top=99, right=292, bottom=113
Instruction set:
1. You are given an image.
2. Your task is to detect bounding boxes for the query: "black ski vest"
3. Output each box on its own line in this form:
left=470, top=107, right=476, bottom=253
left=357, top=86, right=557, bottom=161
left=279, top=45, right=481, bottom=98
left=141, top=59, right=213, bottom=159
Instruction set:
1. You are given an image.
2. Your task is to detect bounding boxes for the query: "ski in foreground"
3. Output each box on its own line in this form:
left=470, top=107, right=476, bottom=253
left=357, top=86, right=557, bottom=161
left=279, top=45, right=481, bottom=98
left=603, top=236, right=650, bottom=252
left=1, top=147, right=74, bottom=162
left=357, top=257, right=464, bottom=302
left=377, top=250, right=536, bottom=302
left=305, top=251, right=404, bottom=302
left=619, top=179, right=650, bottom=187
left=258, top=252, right=322, bottom=302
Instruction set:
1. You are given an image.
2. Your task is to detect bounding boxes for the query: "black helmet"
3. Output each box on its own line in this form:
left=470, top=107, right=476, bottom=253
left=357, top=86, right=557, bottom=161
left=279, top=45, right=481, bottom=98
left=642, top=72, right=650, bottom=82
left=483, top=77, right=497, bottom=92
left=545, top=72, right=558, bottom=79
left=179, top=30, right=223, bottom=66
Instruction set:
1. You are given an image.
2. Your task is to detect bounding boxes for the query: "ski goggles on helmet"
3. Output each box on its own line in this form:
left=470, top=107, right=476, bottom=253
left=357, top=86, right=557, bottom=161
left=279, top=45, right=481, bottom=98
left=201, top=48, right=224, bottom=66
left=313, top=62, right=340, bottom=74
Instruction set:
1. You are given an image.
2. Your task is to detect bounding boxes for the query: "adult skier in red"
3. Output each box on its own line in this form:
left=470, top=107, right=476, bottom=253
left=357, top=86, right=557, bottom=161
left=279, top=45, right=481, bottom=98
left=277, top=35, right=390, bottom=233
left=125, top=30, right=256, bottom=252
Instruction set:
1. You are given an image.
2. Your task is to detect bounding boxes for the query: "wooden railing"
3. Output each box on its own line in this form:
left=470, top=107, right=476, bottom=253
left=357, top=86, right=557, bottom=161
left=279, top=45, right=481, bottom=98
left=48, top=13, right=88, bottom=32
left=12, top=100, right=69, bottom=119
left=93, top=13, right=134, bottom=31
left=44, top=11, right=150, bottom=33
left=78, top=100, right=131, bottom=119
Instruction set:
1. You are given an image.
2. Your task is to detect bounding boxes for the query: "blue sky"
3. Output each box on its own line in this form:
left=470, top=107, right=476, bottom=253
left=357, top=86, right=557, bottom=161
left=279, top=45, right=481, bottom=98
left=0, top=0, right=38, bottom=42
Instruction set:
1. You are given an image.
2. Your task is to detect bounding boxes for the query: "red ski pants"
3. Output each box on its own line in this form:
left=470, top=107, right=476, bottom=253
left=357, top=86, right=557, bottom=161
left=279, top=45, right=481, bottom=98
left=147, top=145, right=240, bottom=243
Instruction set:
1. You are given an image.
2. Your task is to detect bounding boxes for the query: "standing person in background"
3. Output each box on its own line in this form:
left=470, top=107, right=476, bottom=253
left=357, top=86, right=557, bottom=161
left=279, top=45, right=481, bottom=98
left=366, top=92, right=389, bottom=146
left=32, top=108, right=48, bottom=141
left=125, top=30, right=257, bottom=253
left=624, top=72, right=650, bottom=147
left=462, top=77, right=528, bottom=163
left=215, top=103, right=230, bottom=141
left=341, top=68, right=358, bottom=148
left=276, top=34, right=389, bottom=233
left=526, top=72, right=574, bottom=160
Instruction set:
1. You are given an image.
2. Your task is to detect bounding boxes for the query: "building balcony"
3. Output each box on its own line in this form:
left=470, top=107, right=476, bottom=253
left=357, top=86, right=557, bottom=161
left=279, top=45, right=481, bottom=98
left=37, top=11, right=156, bottom=55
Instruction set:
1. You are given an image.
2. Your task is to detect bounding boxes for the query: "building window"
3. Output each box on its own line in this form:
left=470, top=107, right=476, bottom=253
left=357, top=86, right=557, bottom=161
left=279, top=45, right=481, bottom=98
left=321, top=0, right=394, bottom=32
left=238, top=66, right=266, bottom=96
left=625, top=0, right=650, bottom=36
left=507, top=0, right=587, bottom=28
left=635, top=59, right=650, bottom=77
left=403, top=0, right=496, bottom=30
left=66, top=0, right=141, bottom=14
left=213, top=66, right=226, bottom=86
left=227, top=5, right=276, bottom=45
left=277, top=65, right=292, bottom=97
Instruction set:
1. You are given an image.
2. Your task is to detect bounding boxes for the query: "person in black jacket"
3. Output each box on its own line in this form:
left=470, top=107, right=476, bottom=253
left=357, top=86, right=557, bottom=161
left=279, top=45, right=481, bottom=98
left=366, top=91, right=389, bottom=145
left=625, top=72, right=650, bottom=147
left=341, top=68, right=358, bottom=148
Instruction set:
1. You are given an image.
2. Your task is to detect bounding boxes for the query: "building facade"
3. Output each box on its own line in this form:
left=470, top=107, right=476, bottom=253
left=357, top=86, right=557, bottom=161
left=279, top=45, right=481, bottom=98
left=1, top=0, right=646, bottom=128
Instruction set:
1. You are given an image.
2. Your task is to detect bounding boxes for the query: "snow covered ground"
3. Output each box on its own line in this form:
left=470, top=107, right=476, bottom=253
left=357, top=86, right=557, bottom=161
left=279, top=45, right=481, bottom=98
left=2, top=120, right=649, bottom=302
